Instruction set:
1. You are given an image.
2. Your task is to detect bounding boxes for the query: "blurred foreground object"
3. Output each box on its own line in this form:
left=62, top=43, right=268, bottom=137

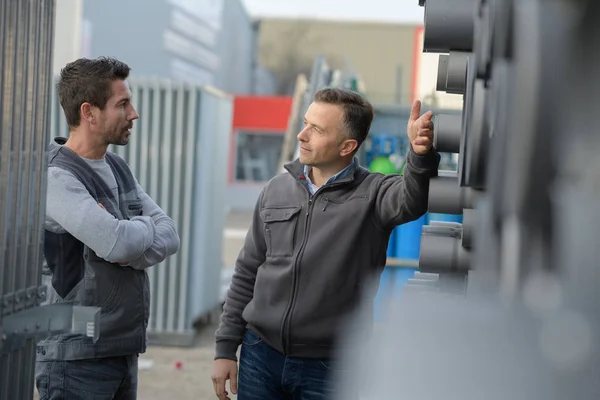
left=335, top=0, right=600, bottom=398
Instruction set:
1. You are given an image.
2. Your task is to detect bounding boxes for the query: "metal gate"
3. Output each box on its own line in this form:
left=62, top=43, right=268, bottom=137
left=1, top=1, right=100, bottom=399
left=50, top=79, right=232, bottom=346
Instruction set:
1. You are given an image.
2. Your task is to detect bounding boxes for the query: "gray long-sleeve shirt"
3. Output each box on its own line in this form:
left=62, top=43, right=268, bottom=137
left=45, top=156, right=179, bottom=268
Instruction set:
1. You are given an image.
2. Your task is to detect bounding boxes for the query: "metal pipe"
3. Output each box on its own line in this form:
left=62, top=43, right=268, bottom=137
left=1, top=0, right=19, bottom=315
left=433, top=114, right=462, bottom=153
left=428, top=171, right=481, bottom=214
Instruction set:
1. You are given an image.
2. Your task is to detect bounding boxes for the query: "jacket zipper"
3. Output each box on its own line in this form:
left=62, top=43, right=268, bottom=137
left=281, top=195, right=313, bottom=353
left=280, top=178, right=353, bottom=354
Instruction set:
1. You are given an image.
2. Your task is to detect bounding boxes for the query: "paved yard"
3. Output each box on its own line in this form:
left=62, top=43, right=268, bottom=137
left=135, top=211, right=253, bottom=399
left=134, top=211, right=253, bottom=399
left=137, top=320, right=231, bottom=400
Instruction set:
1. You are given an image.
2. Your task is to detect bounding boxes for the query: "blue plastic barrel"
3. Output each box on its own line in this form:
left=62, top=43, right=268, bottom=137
left=374, top=215, right=424, bottom=323
left=427, top=212, right=463, bottom=224
left=373, top=266, right=417, bottom=323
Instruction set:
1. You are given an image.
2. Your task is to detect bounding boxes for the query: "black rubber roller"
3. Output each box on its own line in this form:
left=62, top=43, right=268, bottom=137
left=446, top=52, right=470, bottom=94
left=428, top=171, right=481, bottom=214
left=437, top=52, right=469, bottom=94
left=433, top=114, right=462, bottom=154
left=436, top=55, right=449, bottom=92
left=423, top=0, right=477, bottom=53
left=419, top=223, right=471, bottom=273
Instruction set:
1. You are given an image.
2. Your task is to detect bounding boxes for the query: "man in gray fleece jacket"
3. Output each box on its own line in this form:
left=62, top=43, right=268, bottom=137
left=35, top=57, right=180, bottom=400
left=212, top=88, right=440, bottom=399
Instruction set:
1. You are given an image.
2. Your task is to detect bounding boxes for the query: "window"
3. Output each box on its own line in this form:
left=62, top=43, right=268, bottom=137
left=234, top=131, right=284, bottom=183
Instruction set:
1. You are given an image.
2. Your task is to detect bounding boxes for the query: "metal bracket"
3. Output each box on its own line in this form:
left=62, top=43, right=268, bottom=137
left=1, top=286, right=46, bottom=318
left=1, top=293, right=12, bottom=317
left=405, top=272, right=468, bottom=297
left=0, top=304, right=100, bottom=355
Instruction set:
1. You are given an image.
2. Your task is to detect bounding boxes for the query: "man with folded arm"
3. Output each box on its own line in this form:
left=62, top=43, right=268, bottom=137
left=36, top=57, right=180, bottom=400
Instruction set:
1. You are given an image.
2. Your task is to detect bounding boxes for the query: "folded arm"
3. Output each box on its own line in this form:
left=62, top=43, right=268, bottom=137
left=128, top=184, right=180, bottom=270
left=46, top=167, right=156, bottom=263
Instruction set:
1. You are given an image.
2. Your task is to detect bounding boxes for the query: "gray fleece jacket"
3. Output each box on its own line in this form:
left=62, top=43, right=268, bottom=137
left=37, top=137, right=180, bottom=361
left=215, top=148, right=440, bottom=361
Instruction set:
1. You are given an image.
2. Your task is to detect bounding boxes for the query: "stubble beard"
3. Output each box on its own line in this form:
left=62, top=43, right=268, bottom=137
left=299, top=153, right=313, bottom=166
left=106, top=127, right=130, bottom=147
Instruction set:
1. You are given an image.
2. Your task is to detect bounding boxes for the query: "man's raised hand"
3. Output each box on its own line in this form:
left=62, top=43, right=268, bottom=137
left=407, top=100, right=434, bottom=155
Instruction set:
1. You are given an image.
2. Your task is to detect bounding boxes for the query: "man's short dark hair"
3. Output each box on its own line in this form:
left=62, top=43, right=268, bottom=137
left=56, top=57, right=131, bottom=127
left=313, top=87, right=374, bottom=148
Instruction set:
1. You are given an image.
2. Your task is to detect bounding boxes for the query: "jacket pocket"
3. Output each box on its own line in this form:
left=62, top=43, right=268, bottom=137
left=44, top=230, right=86, bottom=299
left=82, top=246, right=121, bottom=311
left=260, top=206, right=301, bottom=258
left=123, top=199, right=144, bottom=219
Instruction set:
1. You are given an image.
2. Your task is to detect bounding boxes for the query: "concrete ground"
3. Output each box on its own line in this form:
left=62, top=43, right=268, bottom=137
left=137, top=320, right=232, bottom=400
left=136, top=210, right=253, bottom=400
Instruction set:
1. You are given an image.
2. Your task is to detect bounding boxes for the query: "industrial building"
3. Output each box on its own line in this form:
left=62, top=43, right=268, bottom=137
left=53, top=0, right=273, bottom=94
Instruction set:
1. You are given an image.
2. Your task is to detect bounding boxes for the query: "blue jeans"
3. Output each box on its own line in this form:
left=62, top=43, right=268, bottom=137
left=34, top=355, right=138, bottom=400
left=238, top=329, right=344, bottom=400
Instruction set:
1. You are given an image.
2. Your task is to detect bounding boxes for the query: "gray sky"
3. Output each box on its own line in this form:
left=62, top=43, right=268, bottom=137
left=241, top=0, right=425, bottom=23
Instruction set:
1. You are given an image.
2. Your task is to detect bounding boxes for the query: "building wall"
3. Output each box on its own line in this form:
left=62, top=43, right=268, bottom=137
left=257, top=18, right=419, bottom=104
left=213, top=1, right=255, bottom=94
left=74, top=0, right=255, bottom=94
left=82, top=0, right=172, bottom=78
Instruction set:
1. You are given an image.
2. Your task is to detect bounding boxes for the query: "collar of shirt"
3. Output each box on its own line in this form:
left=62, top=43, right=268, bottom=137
left=303, top=157, right=358, bottom=195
